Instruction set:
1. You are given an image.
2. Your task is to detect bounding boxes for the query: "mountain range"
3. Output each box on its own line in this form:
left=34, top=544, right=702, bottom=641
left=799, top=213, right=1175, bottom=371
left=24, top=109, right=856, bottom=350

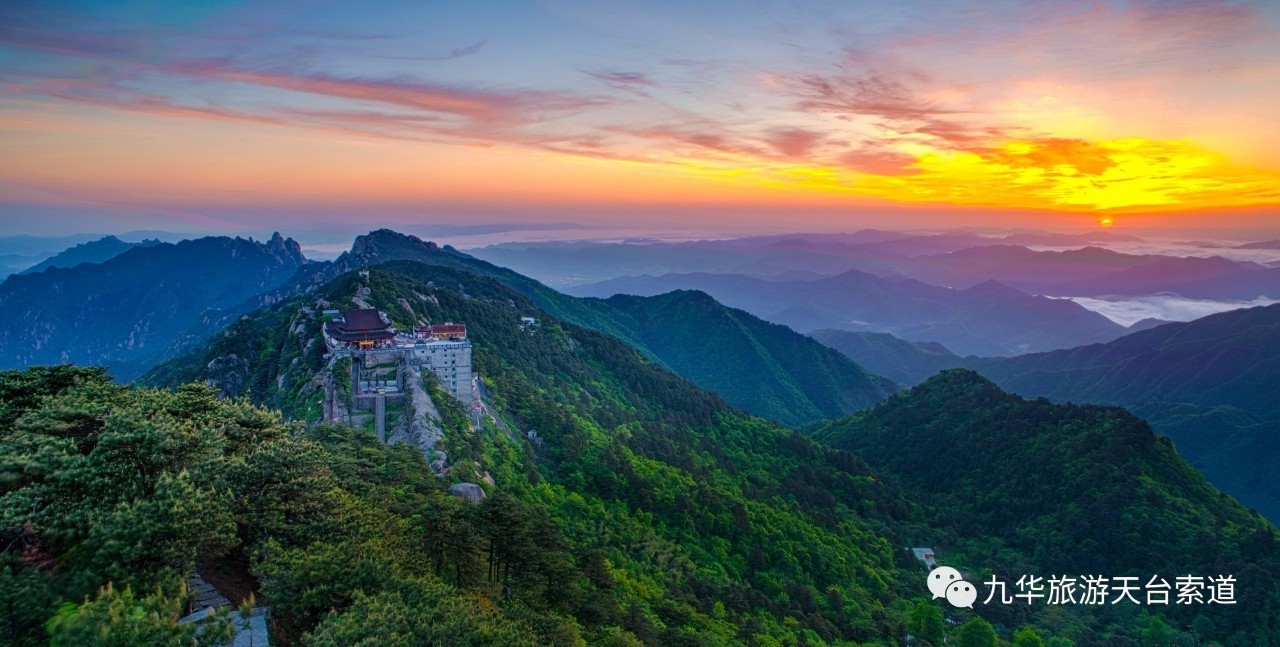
left=2, top=227, right=1278, bottom=643
left=960, top=304, right=1280, bottom=523
left=19, top=235, right=161, bottom=275
left=810, top=370, right=1280, bottom=640
left=478, top=233, right=1280, bottom=306
left=467, top=230, right=1148, bottom=289
left=805, top=304, right=1280, bottom=522
left=128, top=248, right=1280, bottom=645
left=0, top=233, right=307, bottom=379
left=572, top=269, right=1128, bottom=356
left=253, top=230, right=900, bottom=426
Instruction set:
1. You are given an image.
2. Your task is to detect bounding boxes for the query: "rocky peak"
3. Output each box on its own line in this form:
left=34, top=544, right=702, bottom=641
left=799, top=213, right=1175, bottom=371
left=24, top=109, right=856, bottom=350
left=335, top=229, right=443, bottom=274
left=350, top=229, right=439, bottom=257
left=262, top=231, right=306, bottom=266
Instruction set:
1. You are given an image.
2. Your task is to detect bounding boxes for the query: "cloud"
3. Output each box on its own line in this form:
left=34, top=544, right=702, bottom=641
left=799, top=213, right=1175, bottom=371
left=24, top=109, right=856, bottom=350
left=385, top=40, right=487, bottom=62
left=2, top=0, right=1277, bottom=216
left=837, top=148, right=917, bottom=175
left=0, top=21, right=156, bottom=61
left=853, top=137, right=1280, bottom=212
left=585, top=70, right=656, bottom=88
left=607, top=124, right=764, bottom=160
left=1063, top=294, right=1279, bottom=326
left=766, top=128, right=824, bottom=158
left=0, top=8, right=609, bottom=147
left=782, top=50, right=1011, bottom=155
left=187, top=65, right=609, bottom=128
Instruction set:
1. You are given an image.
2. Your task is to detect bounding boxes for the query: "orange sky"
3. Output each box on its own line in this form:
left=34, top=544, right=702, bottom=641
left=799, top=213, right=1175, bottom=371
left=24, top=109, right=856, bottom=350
left=1, top=1, right=1279, bottom=235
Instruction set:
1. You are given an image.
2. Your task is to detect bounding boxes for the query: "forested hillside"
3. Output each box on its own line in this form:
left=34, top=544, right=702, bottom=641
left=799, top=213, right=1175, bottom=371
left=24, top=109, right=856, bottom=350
left=812, top=370, right=1280, bottom=645
left=130, top=258, right=1280, bottom=645
left=254, top=230, right=899, bottom=426
left=967, top=304, right=1280, bottom=523
left=0, top=234, right=307, bottom=379
left=573, top=290, right=897, bottom=426
left=123, top=262, right=933, bottom=644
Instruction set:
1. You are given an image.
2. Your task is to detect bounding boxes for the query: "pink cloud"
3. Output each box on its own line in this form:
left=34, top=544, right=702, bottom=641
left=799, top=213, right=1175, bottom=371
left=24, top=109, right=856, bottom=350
left=185, top=65, right=611, bottom=128
left=766, top=128, right=824, bottom=158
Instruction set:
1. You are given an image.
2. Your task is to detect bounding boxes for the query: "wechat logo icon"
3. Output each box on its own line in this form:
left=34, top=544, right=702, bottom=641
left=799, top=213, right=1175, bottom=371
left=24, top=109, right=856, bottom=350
left=928, top=566, right=976, bottom=608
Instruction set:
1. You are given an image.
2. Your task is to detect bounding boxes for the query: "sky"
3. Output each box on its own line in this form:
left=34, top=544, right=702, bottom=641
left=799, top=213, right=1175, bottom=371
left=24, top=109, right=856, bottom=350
left=1, top=0, right=1279, bottom=238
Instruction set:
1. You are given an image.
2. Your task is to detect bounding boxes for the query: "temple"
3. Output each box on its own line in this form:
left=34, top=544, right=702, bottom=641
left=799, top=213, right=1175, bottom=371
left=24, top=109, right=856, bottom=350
left=414, top=323, right=466, bottom=340
left=324, top=308, right=396, bottom=349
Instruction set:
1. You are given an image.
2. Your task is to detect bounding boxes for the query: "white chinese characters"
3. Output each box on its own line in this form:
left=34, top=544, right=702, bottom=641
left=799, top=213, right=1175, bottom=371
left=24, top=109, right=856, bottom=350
left=980, top=573, right=1237, bottom=606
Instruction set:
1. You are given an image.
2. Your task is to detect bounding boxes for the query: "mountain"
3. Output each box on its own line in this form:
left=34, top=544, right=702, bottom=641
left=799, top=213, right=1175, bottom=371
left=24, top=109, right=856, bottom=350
left=464, top=232, right=1087, bottom=290
left=0, top=234, right=104, bottom=275
left=998, top=231, right=1145, bottom=246
left=1147, top=266, right=1280, bottom=300
left=583, top=290, right=897, bottom=426
left=1127, top=317, right=1173, bottom=332
left=1043, top=254, right=1264, bottom=296
left=969, top=304, right=1280, bottom=420
left=132, top=259, right=1280, bottom=645
left=0, top=233, right=306, bottom=379
left=134, top=258, right=925, bottom=645
left=966, top=304, right=1280, bottom=522
left=809, top=370, right=1280, bottom=643
left=1237, top=239, right=1280, bottom=250
left=902, top=245, right=1161, bottom=291
left=808, top=329, right=962, bottom=386
left=273, top=230, right=898, bottom=426
left=572, top=269, right=1127, bottom=356
left=19, top=235, right=160, bottom=275
left=4, top=228, right=881, bottom=425
left=472, top=234, right=1277, bottom=306
left=464, top=231, right=1006, bottom=289
left=0, top=233, right=103, bottom=257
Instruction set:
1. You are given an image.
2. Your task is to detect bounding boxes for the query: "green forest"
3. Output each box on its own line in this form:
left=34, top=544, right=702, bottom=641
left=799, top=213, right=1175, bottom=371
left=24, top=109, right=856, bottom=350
left=4, top=258, right=1279, bottom=645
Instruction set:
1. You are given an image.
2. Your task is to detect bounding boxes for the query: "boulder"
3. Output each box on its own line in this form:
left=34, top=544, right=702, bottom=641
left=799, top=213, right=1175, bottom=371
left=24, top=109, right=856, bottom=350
left=448, top=482, right=486, bottom=504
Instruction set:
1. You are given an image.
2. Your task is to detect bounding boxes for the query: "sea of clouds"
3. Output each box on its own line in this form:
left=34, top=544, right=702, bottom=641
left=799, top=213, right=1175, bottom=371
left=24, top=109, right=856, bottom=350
left=1060, top=295, right=1279, bottom=327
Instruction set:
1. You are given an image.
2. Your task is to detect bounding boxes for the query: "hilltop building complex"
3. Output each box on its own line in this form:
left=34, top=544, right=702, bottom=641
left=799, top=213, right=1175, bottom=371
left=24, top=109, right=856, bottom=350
left=324, top=308, right=473, bottom=402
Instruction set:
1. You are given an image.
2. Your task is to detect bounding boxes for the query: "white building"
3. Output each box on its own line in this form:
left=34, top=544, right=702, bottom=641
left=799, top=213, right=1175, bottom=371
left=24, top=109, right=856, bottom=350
left=408, top=339, right=473, bottom=401
left=912, top=547, right=937, bottom=569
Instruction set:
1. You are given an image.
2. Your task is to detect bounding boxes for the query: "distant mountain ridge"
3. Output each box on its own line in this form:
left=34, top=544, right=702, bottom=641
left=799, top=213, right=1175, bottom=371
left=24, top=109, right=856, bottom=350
left=475, top=232, right=1280, bottom=304
left=1237, top=239, right=1280, bottom=250
left=0, top=233, right=306, bottom=379
left=20, top=235, right=160, bottom=275
left=467, top=230, right=1151, bottom=289
left=572, top=269, right=1128, bottom=356
left=968, top=304, right=1280, bottom=417
left=807, top=329, right=962, bottom=386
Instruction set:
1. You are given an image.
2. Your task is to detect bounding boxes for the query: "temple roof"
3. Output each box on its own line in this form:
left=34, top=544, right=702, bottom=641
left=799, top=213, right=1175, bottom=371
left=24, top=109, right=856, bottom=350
left=339, top=308, right=388, bottom=332
left=326, top=308, right=395, bottom=343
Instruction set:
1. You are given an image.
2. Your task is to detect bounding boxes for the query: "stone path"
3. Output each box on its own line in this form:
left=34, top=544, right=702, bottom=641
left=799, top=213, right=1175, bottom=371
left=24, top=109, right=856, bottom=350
left=181, top=574, right=270, bottom=646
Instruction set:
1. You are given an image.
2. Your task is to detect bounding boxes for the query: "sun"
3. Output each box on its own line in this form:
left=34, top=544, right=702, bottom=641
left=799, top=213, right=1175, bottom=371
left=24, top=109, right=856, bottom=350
left=1099, top=216, right=1115, bottom=227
